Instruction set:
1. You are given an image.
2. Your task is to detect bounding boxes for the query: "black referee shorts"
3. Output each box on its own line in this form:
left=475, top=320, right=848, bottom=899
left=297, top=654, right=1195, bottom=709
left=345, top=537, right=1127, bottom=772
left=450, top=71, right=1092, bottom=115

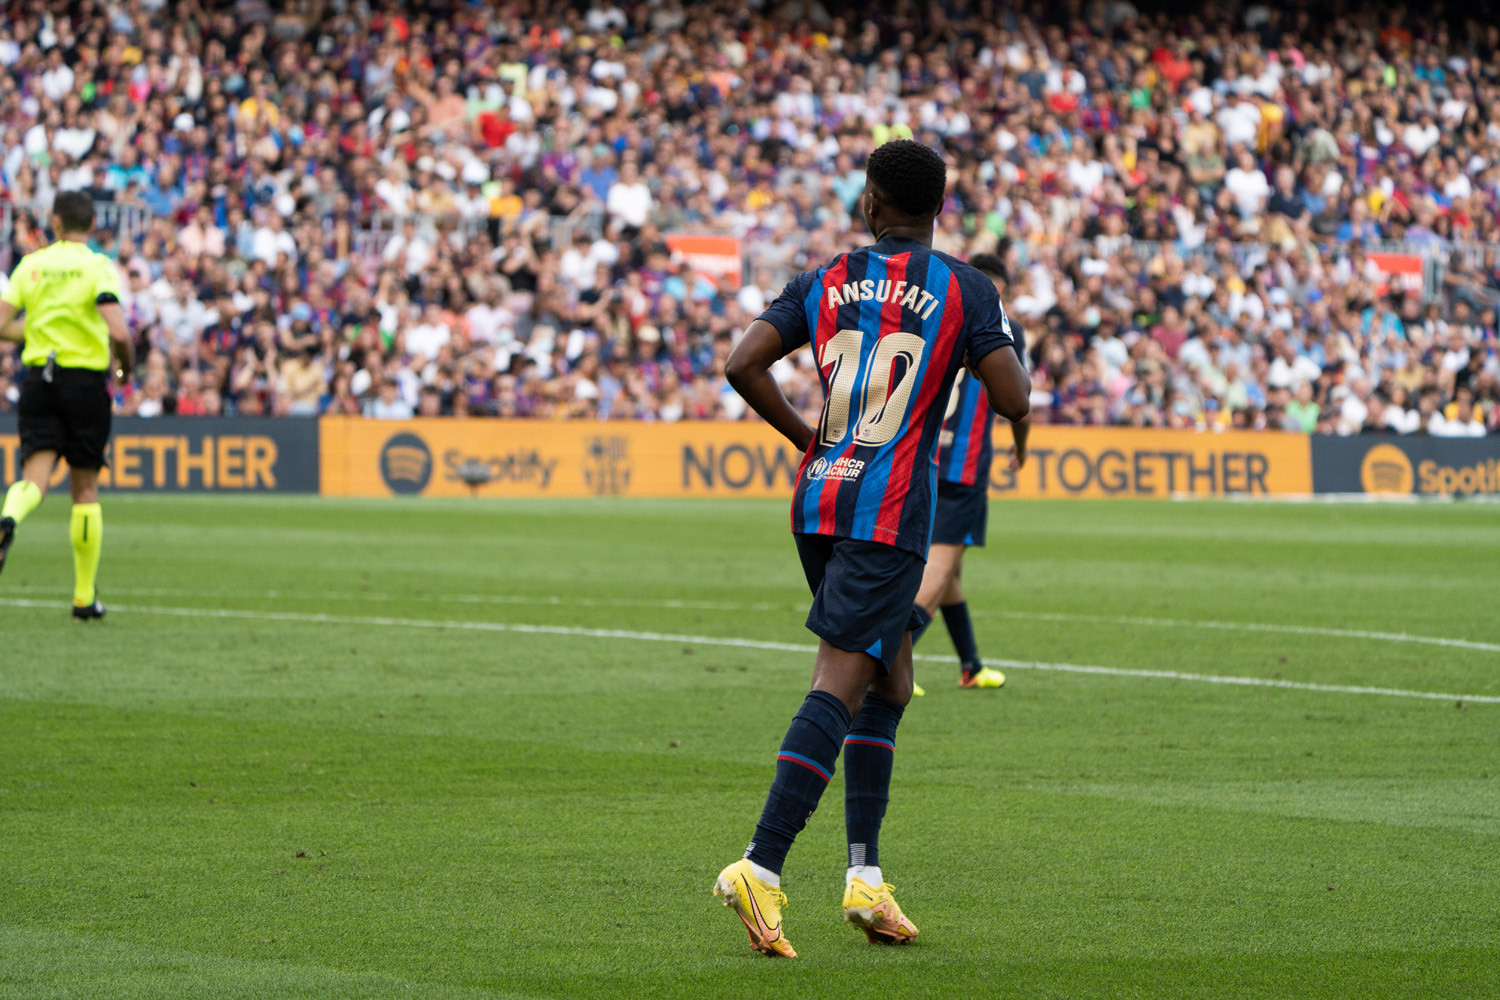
left=18, top=366, right=113, bottom=470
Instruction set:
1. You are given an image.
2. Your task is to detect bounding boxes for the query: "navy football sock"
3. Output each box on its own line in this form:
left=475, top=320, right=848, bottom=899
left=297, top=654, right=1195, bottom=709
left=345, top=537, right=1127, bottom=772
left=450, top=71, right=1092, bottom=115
left=844, top=692, right=903, bottom=870
left=746, top=690, right=851, bottom=875
left=941, top=601, right=980, bottom=669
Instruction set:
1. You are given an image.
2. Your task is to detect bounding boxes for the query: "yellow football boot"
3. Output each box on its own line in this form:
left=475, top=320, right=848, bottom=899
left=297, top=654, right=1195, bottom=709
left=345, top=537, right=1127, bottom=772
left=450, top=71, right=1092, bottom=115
left=911, top=682, right=926, bottom=697
left=713, top=859, right=796, bottom=957
left=842, top=876, right=919, bottom=944
left=959, top=666, right=1006, bottom=689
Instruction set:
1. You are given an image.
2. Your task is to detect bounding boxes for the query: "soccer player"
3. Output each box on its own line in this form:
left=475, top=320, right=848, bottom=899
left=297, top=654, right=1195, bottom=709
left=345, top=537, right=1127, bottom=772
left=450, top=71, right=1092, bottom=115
left=713, top=140, right=1029, bottom=957
left=0, top=191, right=134, bottom=619
left=911, top=253, right=1029, bottom=692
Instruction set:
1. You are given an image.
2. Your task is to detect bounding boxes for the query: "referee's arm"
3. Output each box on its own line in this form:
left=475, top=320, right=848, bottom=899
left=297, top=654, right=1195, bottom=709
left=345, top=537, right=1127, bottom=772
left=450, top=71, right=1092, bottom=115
left=0, top=301, right=20, bottom=344
left=97, top=299, right=134, bottom=381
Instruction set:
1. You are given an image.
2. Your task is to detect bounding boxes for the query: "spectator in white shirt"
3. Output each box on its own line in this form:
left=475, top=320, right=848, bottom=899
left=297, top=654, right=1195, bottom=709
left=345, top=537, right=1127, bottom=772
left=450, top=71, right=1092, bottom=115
left=368, top=90, right=411, bottom=135
left=405, top=304, right=452, bottom=362
left=1430, top=386, right=1487, bottom=437
left=559, top=232, right=600, bottom=291
left=466, top=294, right=513, bottom=350
left=23, top=117, right=53, bottom=158
left=1402, top=113, right=1441, bottom=157
left=365, top=377, right=415, bottom=419
left=382, top=219, right=432, bottom=277
left=606, top=161, right=654, bottom=230
left=251, top=210, right=297, bottom=265
left=1181, top=258, right=1216, bottom=299
left=1334, top=379, right=1371, bottom=435
left=591, top=54, right=627, bottom=82
left=374, top=163, right=414, bottom=215
left=1216, top=91, right=1261, bottom=149
left=1439, top=328, right=1472, bottom=373
left=158, top=282, right=215, bottom=350
left=1224, top=149, right=1271, bottom=218
left=57, top=161, right=94, bottom=192
left=39, top=49, right=75, bottom=102
left=737, top=270, right=777, bottom=317
left=54, top=119, right=96, bottom=161
left=1065, top=148, right=1104, bottom=198
left=1267, top=340, right=1323, bottom=389
left=1381, top=389, right=1422, bottom=434
left=585, top=3, right=628, bottom=33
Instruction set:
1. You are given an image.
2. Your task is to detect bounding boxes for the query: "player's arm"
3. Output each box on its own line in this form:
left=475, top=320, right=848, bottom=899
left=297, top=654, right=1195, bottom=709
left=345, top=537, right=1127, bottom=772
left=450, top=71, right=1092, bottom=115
left=0, top=301, right=20, bottom=343
left=726, top=269, right=819, bottom=452
left=1008, top=413, right=1031, bottom=470
left=725, top=319, right=815, bottom=453
left=971, top=345, right=1029, bottom=423
left=968, top=285, right=1030, bottom=424
left=98, top=301, right=134, bottom=381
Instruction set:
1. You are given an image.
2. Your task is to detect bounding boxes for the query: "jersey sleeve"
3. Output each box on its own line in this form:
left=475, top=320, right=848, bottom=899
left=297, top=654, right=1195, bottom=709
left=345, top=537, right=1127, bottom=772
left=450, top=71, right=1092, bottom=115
left=962, top=279, right=1016, bottom=366
left=92, top=255, right=123, bottom=303
left=755, top=269, right=819, bottom=354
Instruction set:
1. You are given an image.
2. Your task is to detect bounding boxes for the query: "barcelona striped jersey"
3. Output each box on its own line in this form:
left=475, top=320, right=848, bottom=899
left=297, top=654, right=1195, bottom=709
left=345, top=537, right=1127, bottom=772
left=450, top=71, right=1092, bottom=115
left=757, top=235, right=1015, bottom=556
left=939, top=319, right=1026, bottom=488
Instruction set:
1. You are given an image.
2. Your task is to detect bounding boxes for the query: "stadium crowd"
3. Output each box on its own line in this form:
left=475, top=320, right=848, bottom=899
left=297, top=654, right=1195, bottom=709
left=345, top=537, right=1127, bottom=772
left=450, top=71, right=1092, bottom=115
left=0, top=0, right=1498, bottom=436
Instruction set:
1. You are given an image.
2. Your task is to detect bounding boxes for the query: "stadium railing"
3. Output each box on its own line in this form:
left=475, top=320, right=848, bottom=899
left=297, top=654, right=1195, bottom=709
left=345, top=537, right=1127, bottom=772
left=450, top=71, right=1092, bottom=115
left=5, top=198, right=1498, bottom=307
left=1, top=199, right=153, bottom=259
left=360, top=209, right=607, bottom=256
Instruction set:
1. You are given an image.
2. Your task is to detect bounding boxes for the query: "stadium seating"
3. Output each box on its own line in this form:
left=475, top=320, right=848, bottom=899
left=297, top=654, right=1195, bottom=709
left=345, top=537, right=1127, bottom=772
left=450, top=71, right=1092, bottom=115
left=0, top=1, right=1494, bottom=435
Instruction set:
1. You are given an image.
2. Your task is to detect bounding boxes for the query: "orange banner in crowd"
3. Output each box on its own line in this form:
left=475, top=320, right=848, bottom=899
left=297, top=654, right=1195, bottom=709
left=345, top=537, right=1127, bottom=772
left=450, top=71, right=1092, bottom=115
left=318, top=418, right=1312, bottom=499
left=663, top=233, right=743, bottom=290
left=1366, top=252, right=1424, bottom=296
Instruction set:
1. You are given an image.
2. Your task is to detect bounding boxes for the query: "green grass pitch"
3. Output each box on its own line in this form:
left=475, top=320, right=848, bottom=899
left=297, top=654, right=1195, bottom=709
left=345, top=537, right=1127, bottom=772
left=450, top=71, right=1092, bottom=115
left=2, top=495, right=1498, bottom=999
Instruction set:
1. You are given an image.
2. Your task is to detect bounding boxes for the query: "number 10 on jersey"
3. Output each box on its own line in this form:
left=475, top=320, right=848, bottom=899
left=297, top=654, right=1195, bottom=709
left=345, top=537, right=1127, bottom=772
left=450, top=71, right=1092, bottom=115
left=817, top=330, right=928, bottom=448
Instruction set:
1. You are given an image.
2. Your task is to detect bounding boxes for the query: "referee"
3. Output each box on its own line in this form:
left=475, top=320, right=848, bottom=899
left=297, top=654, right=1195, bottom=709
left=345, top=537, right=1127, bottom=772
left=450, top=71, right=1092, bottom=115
left=0, top=192, right=134, bottom=619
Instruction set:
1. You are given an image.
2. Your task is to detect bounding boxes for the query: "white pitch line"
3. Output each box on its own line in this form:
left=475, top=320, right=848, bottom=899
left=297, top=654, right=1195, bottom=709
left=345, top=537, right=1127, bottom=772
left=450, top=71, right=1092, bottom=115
left=977, top=610, right=1500, bottom=655
left=2, top=597, right=1496, bottom=705
left=18, top=586, right=792, bottom=614
left=293, top=592, right=787, bottom=612
left=10, top=586, right=1498, bottom=655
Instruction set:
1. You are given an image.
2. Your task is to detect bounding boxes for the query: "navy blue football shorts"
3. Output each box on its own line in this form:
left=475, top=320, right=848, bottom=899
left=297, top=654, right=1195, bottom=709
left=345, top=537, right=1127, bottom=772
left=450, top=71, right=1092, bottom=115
left=931, top=480, right=988, bottom=547
left=794, top=533, right=930, bottom=673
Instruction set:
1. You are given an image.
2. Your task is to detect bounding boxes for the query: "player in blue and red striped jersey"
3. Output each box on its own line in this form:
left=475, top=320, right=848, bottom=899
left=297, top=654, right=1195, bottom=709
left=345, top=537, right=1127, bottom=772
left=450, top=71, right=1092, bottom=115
left=710, top=140, right=1030, bottom=958
left=911, top=253, right=1030, bottom=692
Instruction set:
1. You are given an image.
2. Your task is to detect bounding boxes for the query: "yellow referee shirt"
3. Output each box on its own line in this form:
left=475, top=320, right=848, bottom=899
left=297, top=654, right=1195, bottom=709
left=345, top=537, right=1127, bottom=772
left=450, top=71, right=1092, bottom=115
left=1, top=240, right=122, bottom=371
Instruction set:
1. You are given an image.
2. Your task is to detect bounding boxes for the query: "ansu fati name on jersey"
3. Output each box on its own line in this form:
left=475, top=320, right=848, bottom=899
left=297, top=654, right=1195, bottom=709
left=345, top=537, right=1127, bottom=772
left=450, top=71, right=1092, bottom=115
left=824, top=277, right=943, bottom=320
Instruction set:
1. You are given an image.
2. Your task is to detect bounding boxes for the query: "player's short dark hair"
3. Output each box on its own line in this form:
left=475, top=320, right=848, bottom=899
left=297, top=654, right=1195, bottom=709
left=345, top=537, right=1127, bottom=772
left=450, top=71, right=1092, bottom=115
left=53, top=191, right=94, bottom=234
left=865, top=139, right=946, bottom=217
left=969, top=253, right=1008, bottom=284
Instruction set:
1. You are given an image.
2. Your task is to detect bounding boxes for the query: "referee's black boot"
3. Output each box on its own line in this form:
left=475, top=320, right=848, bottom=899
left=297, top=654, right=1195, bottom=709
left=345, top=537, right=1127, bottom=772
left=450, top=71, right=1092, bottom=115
left=0, top=516, right=15, bottom=577
left=72, top=595, right=106, bottom=621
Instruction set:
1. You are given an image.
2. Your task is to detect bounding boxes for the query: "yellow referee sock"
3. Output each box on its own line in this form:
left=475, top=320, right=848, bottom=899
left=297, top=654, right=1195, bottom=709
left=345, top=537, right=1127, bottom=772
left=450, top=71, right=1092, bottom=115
left=2, top=480, right=42, bottom=525
left=70, top=503, right=102, bottom=607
